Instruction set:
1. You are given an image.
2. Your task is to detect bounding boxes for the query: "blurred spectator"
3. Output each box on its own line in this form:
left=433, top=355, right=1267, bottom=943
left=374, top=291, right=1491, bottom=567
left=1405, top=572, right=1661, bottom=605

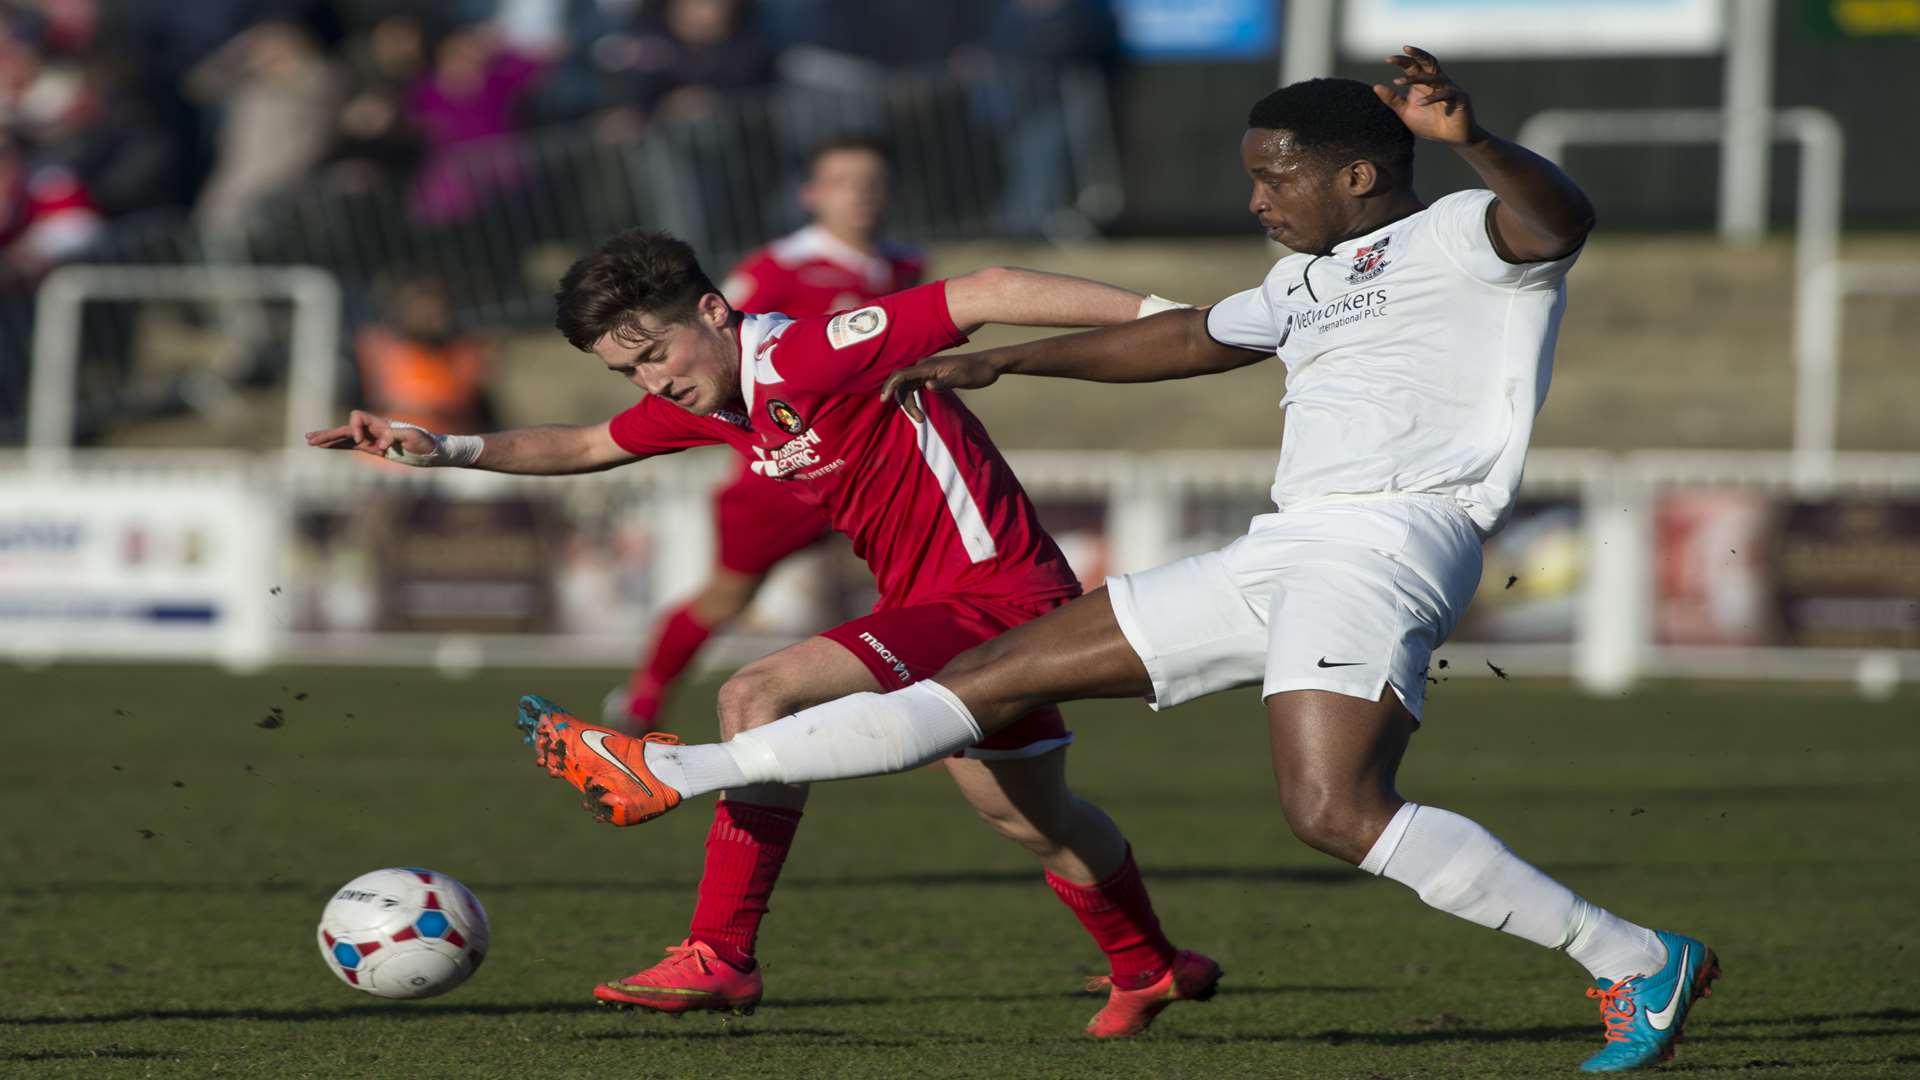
left=957, top=0, right=1118, bottom=237
left=328, top=11, right=432, bottom=190
left=50, top=51, right=188, bottom=217
left=495, top=0, right=618, bottom=123
left=186, top=8, right=344, bottom=240
left=2, top=7, right=185, bottom=217
left=592, top=0, right=771, bottom=135
left=354, top=270, right=496, bottom=436
left=763, top=0, right=968, bottom=86
left=406, top=22, right=546, bottom=223
left=0, top=131, right=102, bottom=278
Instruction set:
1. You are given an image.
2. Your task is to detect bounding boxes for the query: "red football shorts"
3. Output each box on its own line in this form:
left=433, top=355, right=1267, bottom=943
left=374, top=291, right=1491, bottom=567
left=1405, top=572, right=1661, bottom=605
left=819, top=596, right=1073, bottom=759
left=713, top=465, right=834, bottom=576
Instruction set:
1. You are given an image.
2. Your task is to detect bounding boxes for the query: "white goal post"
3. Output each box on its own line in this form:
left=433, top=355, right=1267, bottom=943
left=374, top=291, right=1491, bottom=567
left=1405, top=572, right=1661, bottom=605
left=26, top=264, right=342, bottom=469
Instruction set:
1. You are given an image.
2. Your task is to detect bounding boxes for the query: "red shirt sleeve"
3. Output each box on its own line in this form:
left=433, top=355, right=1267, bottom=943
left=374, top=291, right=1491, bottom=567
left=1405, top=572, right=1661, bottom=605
left=776, top=281, right=968, bottom=394
left=607, top=396, right=726, bottom=458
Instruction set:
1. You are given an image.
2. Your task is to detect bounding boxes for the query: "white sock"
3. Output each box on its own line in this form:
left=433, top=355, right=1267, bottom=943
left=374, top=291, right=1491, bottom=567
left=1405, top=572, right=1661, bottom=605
left=651, top=680, right=982, bottom=799
left=641, top=740, right=746, bottom=798
left=1361, top=803, right=1666, bottom=984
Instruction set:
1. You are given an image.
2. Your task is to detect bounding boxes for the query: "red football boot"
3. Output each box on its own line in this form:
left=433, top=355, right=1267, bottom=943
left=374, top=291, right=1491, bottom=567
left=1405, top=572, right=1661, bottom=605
left=1083, top=949, right=1222, bottom=1037
left=594, top=938, right=762, bottom=1015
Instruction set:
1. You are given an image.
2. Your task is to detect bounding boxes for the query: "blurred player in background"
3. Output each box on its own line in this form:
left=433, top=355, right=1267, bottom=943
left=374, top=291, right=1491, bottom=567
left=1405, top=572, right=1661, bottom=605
left=542, top=50, right=1721, bottom=1073
left=608, top=134, right=924, bottom=733
left=309, top=238, right=1214, bottom=1036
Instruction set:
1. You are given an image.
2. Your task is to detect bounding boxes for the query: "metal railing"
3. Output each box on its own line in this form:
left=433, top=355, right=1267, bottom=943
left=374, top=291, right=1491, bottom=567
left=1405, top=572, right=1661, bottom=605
left=3, top=446, right=1915, bottom=694
left=1, top=65, right=1124, bottom=442
left=231, top=64, right=1124, bottom=325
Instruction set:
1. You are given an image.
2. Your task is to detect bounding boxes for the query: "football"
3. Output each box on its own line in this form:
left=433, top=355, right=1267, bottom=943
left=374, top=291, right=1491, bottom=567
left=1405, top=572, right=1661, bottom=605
left=316, top=868, right=490, bottom=999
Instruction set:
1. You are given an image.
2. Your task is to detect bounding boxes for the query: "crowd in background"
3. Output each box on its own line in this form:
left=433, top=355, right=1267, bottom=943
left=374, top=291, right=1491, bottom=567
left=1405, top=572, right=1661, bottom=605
left=0, top=0, right=1120, bottom=281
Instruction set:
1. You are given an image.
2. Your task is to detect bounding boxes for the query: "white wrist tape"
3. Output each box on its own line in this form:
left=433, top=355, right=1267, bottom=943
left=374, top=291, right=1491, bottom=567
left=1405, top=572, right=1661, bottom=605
left=1135, top=294, right=1191, bottom=319
left=383, top=421, right=484, bottom=468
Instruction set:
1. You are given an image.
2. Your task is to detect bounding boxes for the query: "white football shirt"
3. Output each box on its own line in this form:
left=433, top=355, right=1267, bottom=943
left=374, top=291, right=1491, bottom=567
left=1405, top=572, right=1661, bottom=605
left=1206, top=189, right=1578, bottom=536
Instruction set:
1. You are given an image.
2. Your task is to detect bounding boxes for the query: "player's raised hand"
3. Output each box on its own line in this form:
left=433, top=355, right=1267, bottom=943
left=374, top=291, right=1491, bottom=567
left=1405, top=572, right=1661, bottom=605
left=881, top=352, right=1002, bottom=423
left=305, top=409, right=432, bottom=459
left=1375, top=46, right=1483, bottom=146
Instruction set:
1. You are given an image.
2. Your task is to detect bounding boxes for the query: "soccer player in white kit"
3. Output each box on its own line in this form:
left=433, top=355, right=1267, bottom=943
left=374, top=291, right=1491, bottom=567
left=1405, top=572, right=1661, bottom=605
left=555, top=48, right=1719, bottom=1072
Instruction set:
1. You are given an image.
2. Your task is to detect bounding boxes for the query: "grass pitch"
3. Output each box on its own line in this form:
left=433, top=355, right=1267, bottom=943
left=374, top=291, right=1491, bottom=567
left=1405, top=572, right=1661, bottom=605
left=2, top=665, right=1916, bottom=1078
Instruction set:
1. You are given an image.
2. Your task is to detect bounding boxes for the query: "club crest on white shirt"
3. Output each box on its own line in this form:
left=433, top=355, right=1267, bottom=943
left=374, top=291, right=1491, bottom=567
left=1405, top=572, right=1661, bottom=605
left=1347, top=235, right=1392, bottom=284
left=827, top=306, right=887, bottom=349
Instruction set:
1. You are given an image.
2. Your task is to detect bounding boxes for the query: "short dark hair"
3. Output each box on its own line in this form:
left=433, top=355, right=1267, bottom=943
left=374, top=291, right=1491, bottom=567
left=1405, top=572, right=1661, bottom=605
left=1247, top=78, right=1413, bottom=175
left=554, top=230, right=721, bottom=351
left=808, top=133, right=895, bottom=174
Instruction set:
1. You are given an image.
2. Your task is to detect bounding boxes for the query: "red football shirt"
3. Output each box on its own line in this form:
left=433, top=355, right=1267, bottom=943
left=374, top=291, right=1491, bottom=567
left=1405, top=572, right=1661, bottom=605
left=607, top=282, right=1079, bottom=609
left=722, top=225, right=925, bottom=317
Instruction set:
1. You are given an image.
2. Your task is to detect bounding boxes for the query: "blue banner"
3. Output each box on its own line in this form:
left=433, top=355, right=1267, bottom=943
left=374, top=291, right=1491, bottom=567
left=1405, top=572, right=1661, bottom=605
left=1115, top=0, right=1280, bottom=60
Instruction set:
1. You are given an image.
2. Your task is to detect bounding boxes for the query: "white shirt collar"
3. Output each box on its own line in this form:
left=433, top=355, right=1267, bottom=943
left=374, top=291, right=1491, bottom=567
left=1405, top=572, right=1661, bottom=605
left=790, top=224, right=890, bottom=289
left=734, top=311, right=794, bottom=413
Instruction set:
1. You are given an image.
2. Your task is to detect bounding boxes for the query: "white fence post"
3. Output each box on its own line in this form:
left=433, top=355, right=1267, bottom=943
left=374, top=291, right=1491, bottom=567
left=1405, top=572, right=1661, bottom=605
left=1575, top=458, right=1648, bottom=694
left=1793, top=260, right=1920, bottom=490
left=1719, top=0, right=1776, bottom=244
left=1281, top=0, right=1338, bottom=86
left=1105, top=457, right=1179, bottom=576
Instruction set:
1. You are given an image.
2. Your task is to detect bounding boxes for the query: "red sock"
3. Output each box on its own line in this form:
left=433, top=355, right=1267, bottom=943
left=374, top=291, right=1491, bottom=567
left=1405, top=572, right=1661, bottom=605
left=1045, top=847, right=1177, bottom=990
left=687, top=800, right=804, bottom=971
left=628, top=605, right=713, bottom=725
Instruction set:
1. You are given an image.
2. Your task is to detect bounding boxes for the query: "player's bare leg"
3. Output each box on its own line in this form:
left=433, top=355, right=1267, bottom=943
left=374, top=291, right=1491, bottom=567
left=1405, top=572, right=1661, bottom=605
left=711, top=636, right=877, bottom=808
left=934, top=587, right=1155, bottom=734
left=944, top=749, right=1221, bottom=1036
left=639, top=587, right=1154, bottom=798
left=1262, top=689, right=1414, bottom=865
left=943, top=749, right=1123, bottom=884
left=614, top=568, right=766, bottom=733
left=1266, top=689, right=1717, bottom=1071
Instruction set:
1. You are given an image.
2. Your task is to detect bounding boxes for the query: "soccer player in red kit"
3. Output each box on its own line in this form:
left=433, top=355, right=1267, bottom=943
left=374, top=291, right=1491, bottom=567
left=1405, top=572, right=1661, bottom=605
left=307, top=232, right=1215, bottom=1036
left=613, top=135, right=926, bottom=732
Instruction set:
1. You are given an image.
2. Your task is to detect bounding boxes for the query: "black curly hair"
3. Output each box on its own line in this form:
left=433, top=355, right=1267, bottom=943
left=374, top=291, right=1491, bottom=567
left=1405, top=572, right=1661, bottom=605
left=554, top=230, right=722, bottom=351
left=1247, top=78, right=1414, bottom=176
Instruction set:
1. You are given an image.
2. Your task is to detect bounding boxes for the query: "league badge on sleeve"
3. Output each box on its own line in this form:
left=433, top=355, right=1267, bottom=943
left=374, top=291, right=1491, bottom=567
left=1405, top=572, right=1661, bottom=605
left=827, top=306, right=887, bottom=350
left=1347, top=236, right=1392, bottom=284
left=767, top=399, right=807, bottom=435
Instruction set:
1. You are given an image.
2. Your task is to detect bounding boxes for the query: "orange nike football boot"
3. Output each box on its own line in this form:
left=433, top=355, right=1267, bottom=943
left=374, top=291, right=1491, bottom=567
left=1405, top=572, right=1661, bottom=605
left=595, top=938, right=762, bottom=1015
left=516, top=694, right=683, bottom=825
left=1082, top=949, right=1223, bottom=1037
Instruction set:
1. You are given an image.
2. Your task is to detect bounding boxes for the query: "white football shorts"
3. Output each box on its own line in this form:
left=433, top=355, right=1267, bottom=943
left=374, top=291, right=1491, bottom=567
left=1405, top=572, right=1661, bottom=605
left=1105, top=494, right=1483, bottom=722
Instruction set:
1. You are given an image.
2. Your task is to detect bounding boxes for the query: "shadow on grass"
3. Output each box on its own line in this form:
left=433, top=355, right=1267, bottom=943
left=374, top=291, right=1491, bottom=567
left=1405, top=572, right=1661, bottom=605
left=0, top=983, right=1375, bottom=1028
left=0, top=864, right=1372, bottom=899
left=578, top=1027, right=918, bottom=1047
left=0, top=1001, right=606, bottom=1027
left=1663, top=1053, right=1920, bottom=1073
left=774, top=982, right=1379, bottom=1010
left=2, top=1047, right=177, bottom=1062
left=1164, top=1007, right=1920, bottom=1050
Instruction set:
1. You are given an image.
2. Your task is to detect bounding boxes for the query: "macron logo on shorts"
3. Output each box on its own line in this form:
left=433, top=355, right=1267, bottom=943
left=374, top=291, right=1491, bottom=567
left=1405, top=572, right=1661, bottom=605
left=858, top=632, right=912, bottom=683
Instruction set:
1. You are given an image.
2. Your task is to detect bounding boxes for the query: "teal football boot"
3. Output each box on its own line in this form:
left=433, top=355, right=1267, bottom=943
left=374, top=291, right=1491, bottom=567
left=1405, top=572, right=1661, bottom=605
left=1581, top=930, right=1720, bottom=1072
